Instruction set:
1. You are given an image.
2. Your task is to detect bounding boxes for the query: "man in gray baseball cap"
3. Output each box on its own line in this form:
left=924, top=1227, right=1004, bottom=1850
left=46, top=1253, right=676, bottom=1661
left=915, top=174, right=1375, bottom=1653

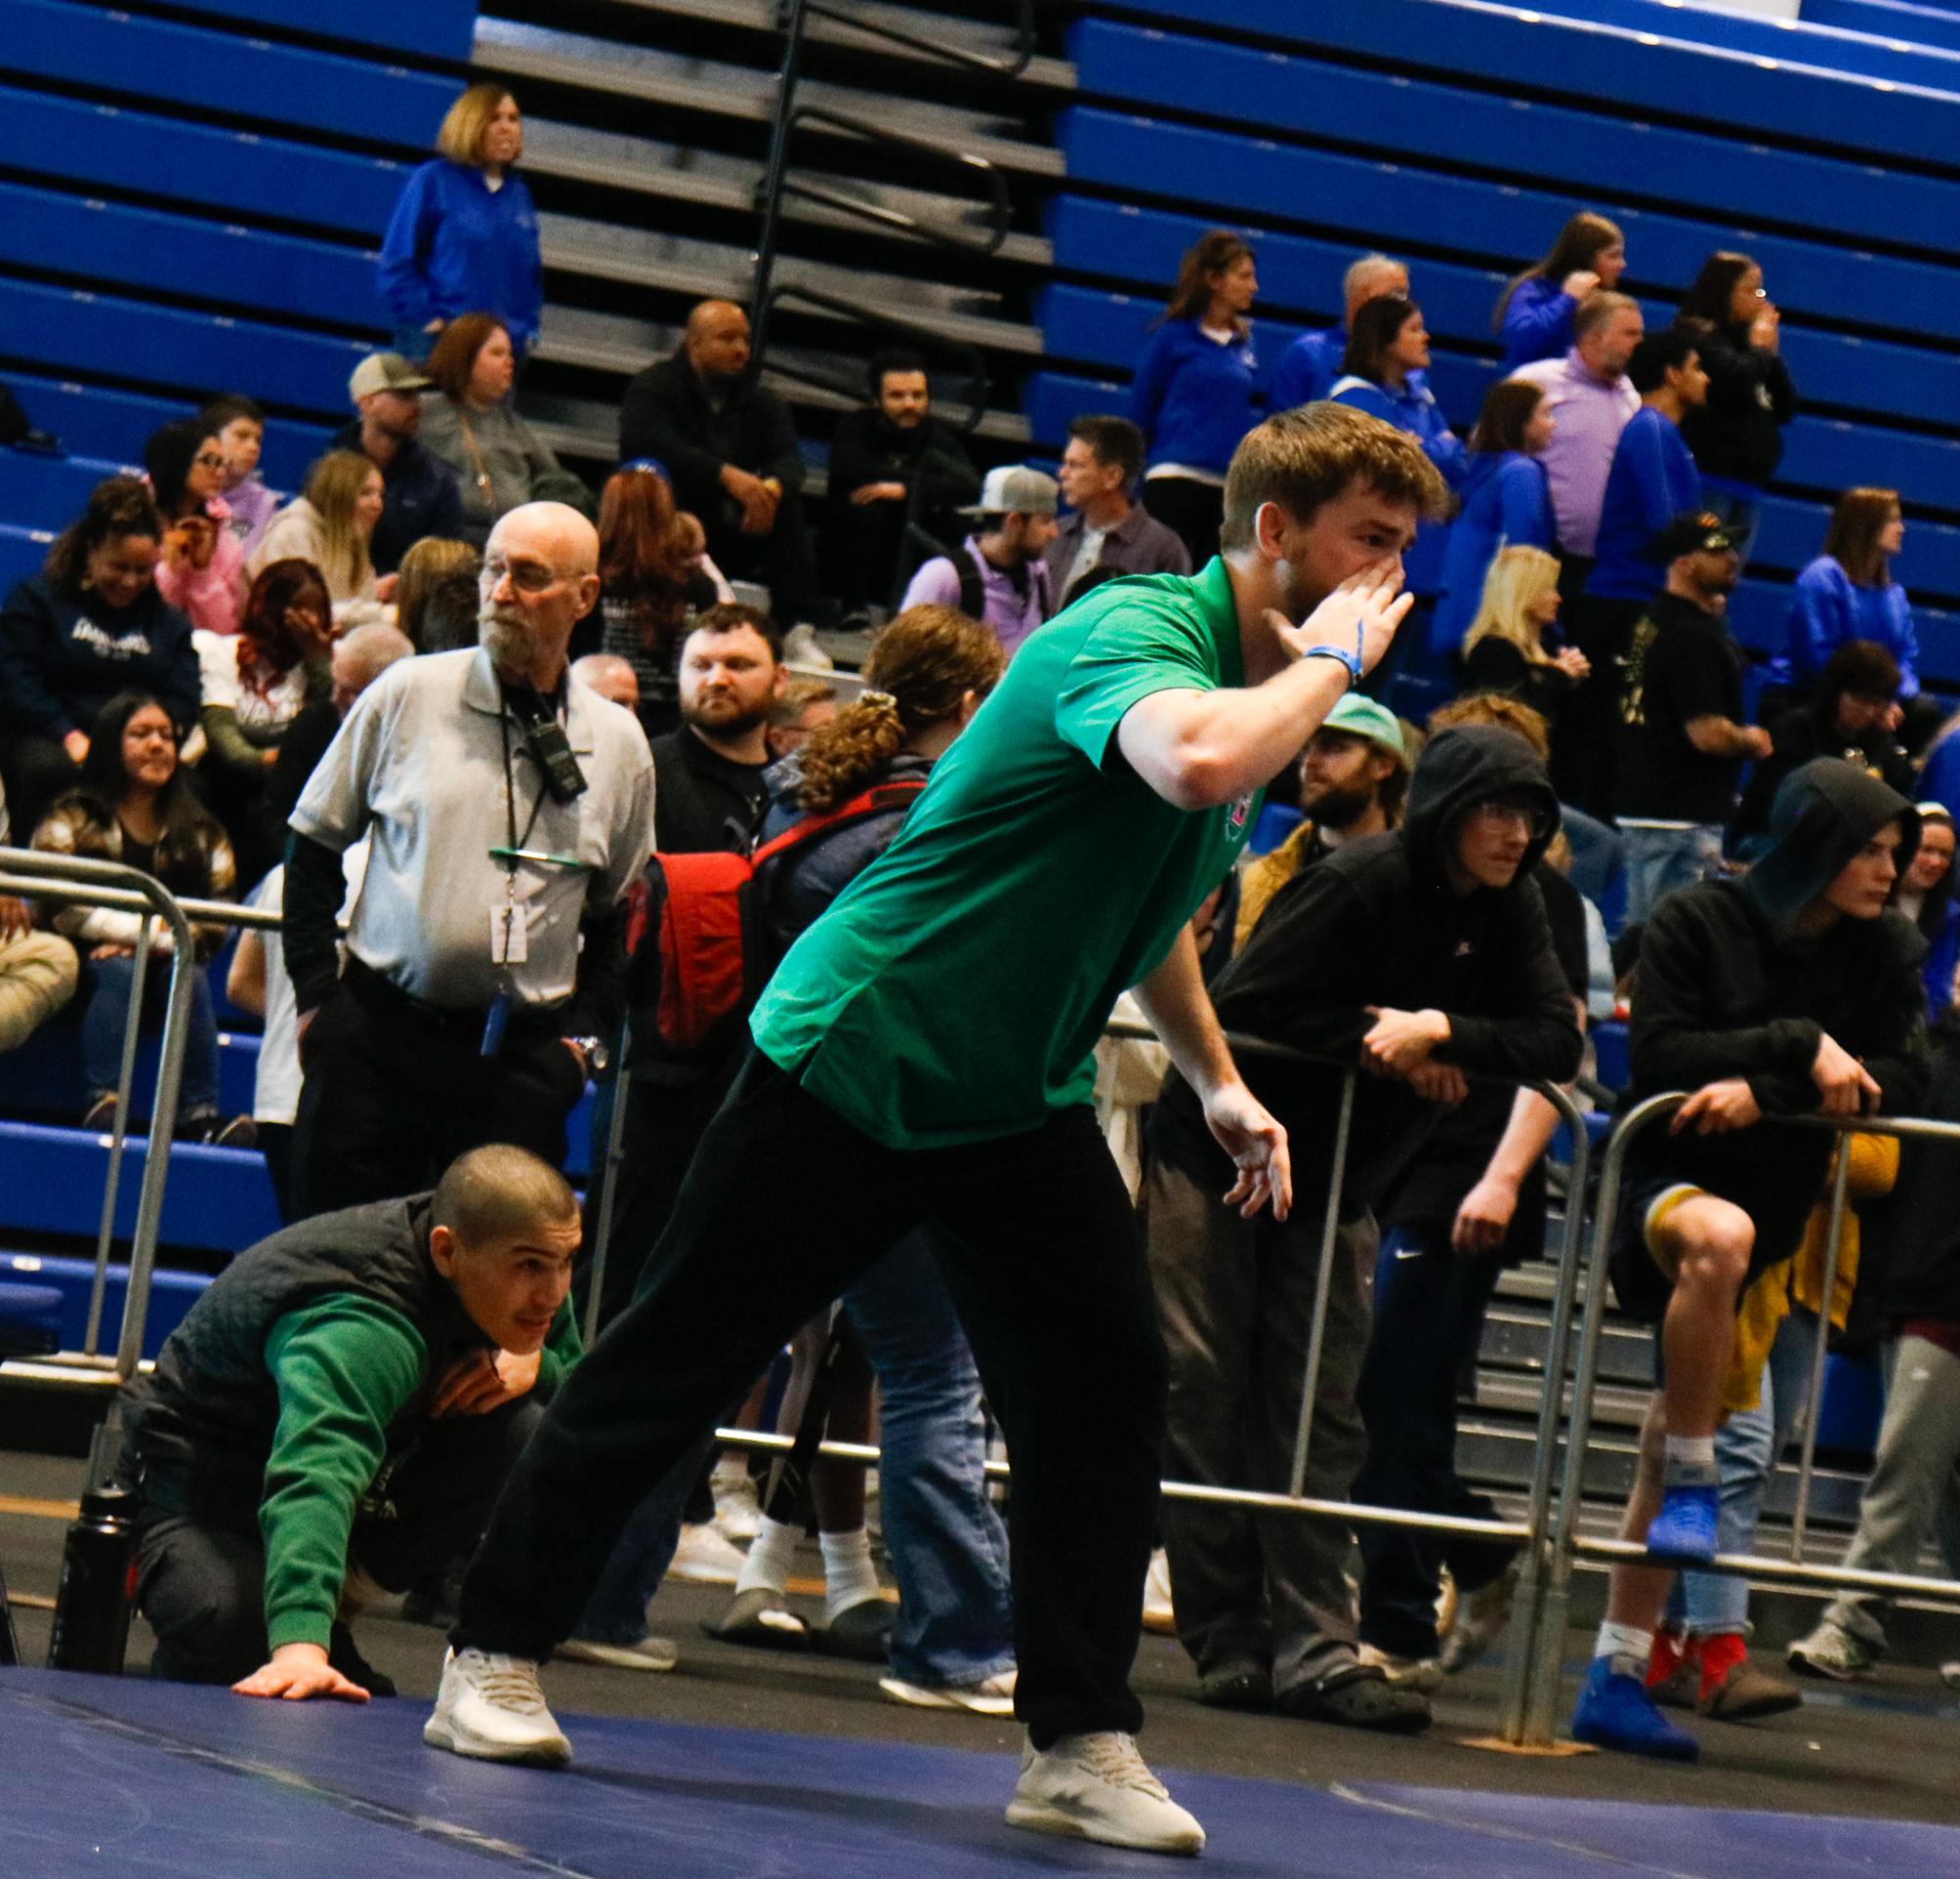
left=898, top=463, right=1061, bottom=656
left=332, top=351, right=464, bottom=576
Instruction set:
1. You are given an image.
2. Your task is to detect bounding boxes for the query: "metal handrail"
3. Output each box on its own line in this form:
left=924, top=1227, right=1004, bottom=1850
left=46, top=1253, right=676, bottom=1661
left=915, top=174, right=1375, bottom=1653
left=805, top=0, right=1035, bottom=78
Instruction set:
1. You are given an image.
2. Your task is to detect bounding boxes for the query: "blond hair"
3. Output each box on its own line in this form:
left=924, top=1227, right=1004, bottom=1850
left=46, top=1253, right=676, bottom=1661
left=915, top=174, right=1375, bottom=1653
left=301, top=450, right=380, bottom=598
left=1220, top=403, right=1451, bottom=554
left=395, top=535, right=480, bottom=649
left=1460, top=545, right=1562, bottom=668
left=437, top=83, right=518, bottom=168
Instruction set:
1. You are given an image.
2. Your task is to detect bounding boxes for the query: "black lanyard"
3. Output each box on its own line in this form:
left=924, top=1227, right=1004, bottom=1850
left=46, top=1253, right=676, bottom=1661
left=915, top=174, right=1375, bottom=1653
left=497, top=694, right=553, bottom=873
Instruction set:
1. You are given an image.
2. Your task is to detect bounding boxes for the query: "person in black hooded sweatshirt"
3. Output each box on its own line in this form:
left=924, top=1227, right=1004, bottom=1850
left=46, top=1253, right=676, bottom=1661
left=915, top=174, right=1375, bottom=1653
left=1573, top=757, right=1928, bottom=1763
left=1143, top=724, right=1582, bottom=1732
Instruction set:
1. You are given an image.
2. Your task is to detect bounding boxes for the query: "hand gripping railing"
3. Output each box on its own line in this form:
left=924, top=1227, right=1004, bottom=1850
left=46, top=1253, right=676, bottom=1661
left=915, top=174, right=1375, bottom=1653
left=1509, top=1092, right=1960, bottom=1747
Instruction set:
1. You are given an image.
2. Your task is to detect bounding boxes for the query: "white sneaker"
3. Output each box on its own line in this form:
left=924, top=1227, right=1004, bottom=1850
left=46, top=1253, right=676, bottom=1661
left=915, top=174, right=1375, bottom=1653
left=423, top=1648, right=572, bottom=1765
left=714, top=1472, right=762, bottom=1546
left=878, top=1669, right=1017, bottom=1716
left=1788, top=1618, right=1879, bottom=1681
left=1358, top=1641, right=1443, bottom=1693
left=556, top=1634, right=679, bottom=1673
left=1438, top=1558, right=1519, bottom=1677
left=1005, top=1731, right=1205, bottom=1855
left=668, top=1521, right=749, bottom=1584
left=1141, top=1547, right=1176, bottom=1636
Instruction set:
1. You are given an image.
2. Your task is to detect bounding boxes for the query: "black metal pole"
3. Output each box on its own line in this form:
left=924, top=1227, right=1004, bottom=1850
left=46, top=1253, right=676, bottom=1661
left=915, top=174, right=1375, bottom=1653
left=749, top=0, right=811, bottom=365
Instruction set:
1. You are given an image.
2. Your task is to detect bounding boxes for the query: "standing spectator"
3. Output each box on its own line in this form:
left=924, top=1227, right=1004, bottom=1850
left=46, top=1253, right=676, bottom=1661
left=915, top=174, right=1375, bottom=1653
left=765, top=676, right=837, bottom=761
left=593, top=463, right=718, bottom=739
left=1674, top=252, right=1795, bottom=569
left=1460, top=546, right=1590, bottom=725
left=393, top=537, right=482, bottom=652
left=331, top=352, right=465, bottom=577
left=647, top=604, right=786, bottom=859
left=1269, top=253, right=1410, bottom=412
left=899, top=466, right=1058, bottom=658
left=146, top=418, right=247, bottom=639
left=1615, top=513, right=1772, bottom=923
left=1779, top=488, right=1923, bottom=714
left=200, top=396, right=276, bottom=562
left=1512, top=294, right=1645, bottom=576
left=31, top=692, right=248, bottom=1142
left=824, top=353, right=980, bottom=612
left=251, top=453, right=386, bottom=626
left=1432, top=378, right=1557, bottom=659
left=0, top=778, right=80, bottom=1057
left=618, top=302, right=820, bottom=625
left=377, top=83, right=542, bottom=361
left=0, top=479, right=198, bottom=836
left=1132, top=230, right=1261, bottom=568
left=282, top=504, right=653, bottom=1216
left=1046, top=416, right=1191, bottom=611
left=418, top=315, right=586, bottom=551
left=1495, top=213, right=1628, bottom=372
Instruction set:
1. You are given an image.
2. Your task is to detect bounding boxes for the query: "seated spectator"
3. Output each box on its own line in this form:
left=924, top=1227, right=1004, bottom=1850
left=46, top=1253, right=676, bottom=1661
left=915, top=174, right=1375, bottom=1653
left=1734, top=641, right=1913, bottom=848
left=650, top=603, right=787, bottom=855
left=392, top=536, right=481, bottom=652
left=617, top=301, right=820, bottom=624
left=899, top=465, right=1058, bottom=658
left=0, top=478, right=199, bottom=837
left=824, top=352, right=980, bottom=612
left=1270, top=252, right=1410, bottom=411
left=31, top=692, right=248, bottom=1143
left=419, top=313, right=587, bottom=549
left=1674, top=252, right=1795, bottom=570
left=1615, top=512, right=1771, bottom=923
left=120, top=1144, right=580, bottom=1695
left=1432, top=378, right=1557, bottom=658
left=378, top=83, right=541, bottom=361
left=146, top=418, right=247, bottom=639
left=1895, top=803, right=1960, bottom=1020
left=569, top=652, right=640, bottom=713
left=1132, top=231, right=1261, bottom=568
left=1046, top=415, right=1190, bottom=612
left=1496, top=212, right=1628, bottom=372
left=765, top=676, right=837, bottom=761
left=592, top=463, right=721, bottom=735
left=1144, top=724, right=1580, bottom=1728
left=1780, top=488, right=1925, bottom=722
left=0, top=776, right=80, bottom=1056
left=200, top=395, right=276, bottom=562
left=1574, top=759, right=1925, bottom=1760
left=333, top=352, right=465, bottom=577
left=1460, top=546, right=1590, bottom=724
left=252, top=452, right=386, bottom=626
left=676, top=509, right=736, bottom=605
left=265, top=621, right=414, bottom=845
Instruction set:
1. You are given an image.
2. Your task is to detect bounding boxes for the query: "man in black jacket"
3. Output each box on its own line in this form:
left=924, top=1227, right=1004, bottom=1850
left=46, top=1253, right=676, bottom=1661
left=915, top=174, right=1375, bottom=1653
left=1143, top=724, right=1582, bottom=1731
left=617, top=302, right=821, bottom=623
left=334, top=352, right=465, bottom=576
left=1574, top=758, right=1927, bottom=1761
left=823, top=352, right=980, bottom=612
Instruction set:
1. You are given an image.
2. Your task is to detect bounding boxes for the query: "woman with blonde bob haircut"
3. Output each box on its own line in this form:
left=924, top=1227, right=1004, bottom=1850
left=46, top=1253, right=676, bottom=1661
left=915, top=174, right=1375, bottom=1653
left=251, top=452, right=385, bottom=626
left=1459, top=545, right=1589, bottom=725
left=378, top=81, right=542, bottom=361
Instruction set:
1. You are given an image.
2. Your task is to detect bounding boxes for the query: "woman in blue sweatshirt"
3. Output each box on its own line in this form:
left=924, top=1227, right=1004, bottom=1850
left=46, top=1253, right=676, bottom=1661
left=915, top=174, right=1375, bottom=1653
left=1781, top=488, right=1920, bottom=699
left=1131, top=231, right=1261, bottom=568
left=1495, top=213, right=1627, bottom=372
left=378, top=84, right=544, bottom=361
left=1433, top=378, right=1556, bottom=657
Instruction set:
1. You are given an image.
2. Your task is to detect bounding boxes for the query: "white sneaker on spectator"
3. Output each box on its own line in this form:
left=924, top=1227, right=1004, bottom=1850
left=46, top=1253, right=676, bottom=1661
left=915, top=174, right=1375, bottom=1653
left=1141, top=1547, right=1176, bottom=1636
left=556, top=1634, right=678, bottom=1673
left=1005, top=1731, right=1205, bottom=1855
left=423, top=1649, right=571, bottom=1765
left=1437, top=1557, right=1521, bottom=1677
left=669, top=1521, right=748, bottom=1584
left=714, top=1472, right=762, bottom=1546
left=878, top=1669, right=1016, bottom=1716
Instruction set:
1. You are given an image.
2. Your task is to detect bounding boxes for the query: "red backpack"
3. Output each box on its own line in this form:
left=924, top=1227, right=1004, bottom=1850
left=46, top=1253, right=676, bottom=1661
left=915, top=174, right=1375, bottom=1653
left=626, top=778, right=927, bottom=1059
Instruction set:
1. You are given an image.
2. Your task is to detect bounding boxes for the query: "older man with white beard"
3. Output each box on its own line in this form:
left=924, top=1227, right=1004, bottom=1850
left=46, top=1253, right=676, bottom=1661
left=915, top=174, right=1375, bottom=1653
left=282, top=502, right=655, bottom=1217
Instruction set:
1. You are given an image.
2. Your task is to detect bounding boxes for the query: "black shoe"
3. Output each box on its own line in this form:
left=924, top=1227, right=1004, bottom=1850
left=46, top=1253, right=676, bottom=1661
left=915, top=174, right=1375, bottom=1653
left=1276, top=1663, right=1432, bottom=1733
left=810, top=1596, right=894, bottom=1663
left=327, top=1622, right=397, bottom=1698
left=1197, top=1665, right=1273, bottom=1711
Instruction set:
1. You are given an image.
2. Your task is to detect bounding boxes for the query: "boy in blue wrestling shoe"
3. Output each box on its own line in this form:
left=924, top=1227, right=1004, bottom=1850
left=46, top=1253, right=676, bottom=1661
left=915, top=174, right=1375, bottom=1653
left=1575, top=758, right=1927, bottom=1759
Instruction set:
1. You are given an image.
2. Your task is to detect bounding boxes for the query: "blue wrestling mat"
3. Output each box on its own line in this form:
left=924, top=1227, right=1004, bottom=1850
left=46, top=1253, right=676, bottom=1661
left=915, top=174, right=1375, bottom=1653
left=6, top=1668, right=1960, bottom=1877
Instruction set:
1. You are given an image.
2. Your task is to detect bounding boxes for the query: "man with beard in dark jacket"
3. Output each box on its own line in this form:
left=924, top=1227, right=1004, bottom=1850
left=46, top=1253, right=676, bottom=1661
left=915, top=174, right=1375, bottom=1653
left=1574, top=758, right=1928, bottom=1761
left=1143, top=724, right=1582, bottom=1732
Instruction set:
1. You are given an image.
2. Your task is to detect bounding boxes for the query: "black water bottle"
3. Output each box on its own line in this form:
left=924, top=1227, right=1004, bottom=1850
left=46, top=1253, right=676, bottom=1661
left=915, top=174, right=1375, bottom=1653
left=47, top=1477, right=138, bottom=1674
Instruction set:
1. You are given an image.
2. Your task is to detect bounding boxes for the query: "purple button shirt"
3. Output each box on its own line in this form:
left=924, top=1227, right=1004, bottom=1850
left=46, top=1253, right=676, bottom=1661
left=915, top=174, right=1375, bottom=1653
left=1511, top=350, right=1641, bottom=559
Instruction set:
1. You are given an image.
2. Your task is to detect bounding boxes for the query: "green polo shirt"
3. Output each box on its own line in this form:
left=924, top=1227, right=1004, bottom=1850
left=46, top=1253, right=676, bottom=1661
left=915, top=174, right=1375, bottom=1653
left=749, top=557, right=1257, bottom=1148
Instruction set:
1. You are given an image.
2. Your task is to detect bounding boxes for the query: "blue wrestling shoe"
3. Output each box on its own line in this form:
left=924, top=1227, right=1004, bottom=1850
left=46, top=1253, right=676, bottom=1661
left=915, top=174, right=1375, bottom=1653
left=1570, top=1657, right=1699, bottom=1761
left=1644, top=1484, right=1719, bottom=1564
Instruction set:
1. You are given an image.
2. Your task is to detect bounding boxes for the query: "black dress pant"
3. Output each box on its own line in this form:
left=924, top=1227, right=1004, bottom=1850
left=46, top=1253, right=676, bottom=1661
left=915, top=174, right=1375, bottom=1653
left=290, top=960, right=586, bottom=1219
left=456, top=1050, right=1167, bottom=1747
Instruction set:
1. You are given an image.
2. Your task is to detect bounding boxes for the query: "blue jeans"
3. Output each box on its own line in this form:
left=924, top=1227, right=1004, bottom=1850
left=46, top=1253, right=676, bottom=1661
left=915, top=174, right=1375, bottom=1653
left=1668, top=1307, right=1819, bottom=1638
left=1558, top=804, right=1625, bottom=927
left=574, top=1436, right=713, bottom=1644
left=1619, top=822, right=1725, bottom=928
left=82, top=952, right=220, bottom=1117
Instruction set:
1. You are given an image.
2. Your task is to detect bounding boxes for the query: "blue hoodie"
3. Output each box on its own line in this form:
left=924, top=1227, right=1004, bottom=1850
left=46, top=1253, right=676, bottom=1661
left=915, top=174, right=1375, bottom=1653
left=377, top=160, right=545, bottom=356
left=1330, top=375, right=1467, bottom=596
left=1500, top=277, right=1582, bottom=372
left=1268, top=325, right=1345, bottom=410
left=1431, top=451, right=1556, bottom=654
left=1586, top=408, right=1702, bottom=602
left=1779, top=554, right=1921, bottom=699
left=1130, top=319, right=1260, bottom=476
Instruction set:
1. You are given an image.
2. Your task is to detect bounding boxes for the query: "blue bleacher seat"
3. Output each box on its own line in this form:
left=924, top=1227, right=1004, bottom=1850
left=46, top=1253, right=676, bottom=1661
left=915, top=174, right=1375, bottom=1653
left=161, top=0, right=477, bottom=62
left=0, top=524, right=56, bottom=598
left=2, top=1252, right=209, bottom=1361
left=0, top=451, right=136, bottom=537
left=1810, top=0, right=1960, bottom=54
left=0, top=1281, right=64, bottom=1358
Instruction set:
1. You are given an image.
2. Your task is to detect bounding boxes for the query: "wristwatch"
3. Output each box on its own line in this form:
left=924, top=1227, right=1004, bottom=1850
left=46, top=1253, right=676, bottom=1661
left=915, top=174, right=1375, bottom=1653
left=564, top=1035, right=610, bottom=1076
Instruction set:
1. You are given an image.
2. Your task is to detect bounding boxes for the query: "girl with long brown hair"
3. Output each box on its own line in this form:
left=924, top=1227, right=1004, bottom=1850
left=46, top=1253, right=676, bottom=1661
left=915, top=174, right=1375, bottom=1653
left=1433, top=378, right=1557, bottom=654
left=1784, top=486, right=1921, bottom=704
left=1496, top=210, right=1626, bottom=369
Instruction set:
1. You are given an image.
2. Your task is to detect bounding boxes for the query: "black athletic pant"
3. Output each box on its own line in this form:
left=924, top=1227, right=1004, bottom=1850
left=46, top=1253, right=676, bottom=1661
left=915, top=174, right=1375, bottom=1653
left=455, top=1051, right=1167, bottom=1747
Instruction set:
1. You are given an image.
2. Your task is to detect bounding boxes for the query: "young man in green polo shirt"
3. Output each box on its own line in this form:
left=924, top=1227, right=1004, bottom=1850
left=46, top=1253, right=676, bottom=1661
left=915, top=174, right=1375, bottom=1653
left=429, top=404, right=1450, bottom=1855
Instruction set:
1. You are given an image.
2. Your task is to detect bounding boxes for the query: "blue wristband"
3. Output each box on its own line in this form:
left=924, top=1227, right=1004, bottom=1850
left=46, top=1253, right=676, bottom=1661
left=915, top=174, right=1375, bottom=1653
left=1300, top=611, right=1365, bottom=688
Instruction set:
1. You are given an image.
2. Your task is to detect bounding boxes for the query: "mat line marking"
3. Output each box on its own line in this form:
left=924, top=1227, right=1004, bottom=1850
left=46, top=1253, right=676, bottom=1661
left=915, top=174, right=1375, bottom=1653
left=0, top=1493, right=79, bottom=1518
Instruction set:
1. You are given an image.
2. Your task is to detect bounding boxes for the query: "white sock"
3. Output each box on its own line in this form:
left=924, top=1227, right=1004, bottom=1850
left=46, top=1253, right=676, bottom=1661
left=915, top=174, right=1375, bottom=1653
left=1595, top=1618, right=1652, bottom=1675
left=820, top=1527, right=880, bottom=1621
left=1662, top=1434, right=1718, bottom=1486
left=735, top=1515, right=798, bottom=1598
left=711, top=1456, right=752, bottom=1496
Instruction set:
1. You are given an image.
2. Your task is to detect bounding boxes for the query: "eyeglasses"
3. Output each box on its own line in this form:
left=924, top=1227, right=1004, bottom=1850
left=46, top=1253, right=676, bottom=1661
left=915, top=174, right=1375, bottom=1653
left=1470, top=798, right=1553, bottom=836
left=480, top=557, right=561, bottom=596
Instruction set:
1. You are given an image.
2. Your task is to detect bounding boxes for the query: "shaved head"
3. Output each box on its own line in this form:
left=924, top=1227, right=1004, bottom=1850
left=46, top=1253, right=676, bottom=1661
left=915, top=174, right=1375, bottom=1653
left=571, top=650, right=640, bottom=709
left=685, top=300, right=751, bottom=381
left=480, top=502, right=603, bottom=689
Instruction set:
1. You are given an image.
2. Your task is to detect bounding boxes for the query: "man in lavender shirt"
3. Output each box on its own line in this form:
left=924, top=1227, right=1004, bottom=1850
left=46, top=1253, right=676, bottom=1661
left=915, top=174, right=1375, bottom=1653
left=898, top=464, right=1060, bottom=656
